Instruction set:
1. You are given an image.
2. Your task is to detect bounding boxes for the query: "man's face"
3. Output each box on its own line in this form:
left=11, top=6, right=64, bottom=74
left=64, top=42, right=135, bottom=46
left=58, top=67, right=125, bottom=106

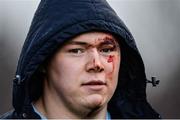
left=46, top=32, right=121, bottom=114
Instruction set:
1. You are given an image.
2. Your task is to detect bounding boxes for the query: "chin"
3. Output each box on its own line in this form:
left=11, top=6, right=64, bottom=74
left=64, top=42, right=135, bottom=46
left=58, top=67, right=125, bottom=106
left=84, top=94, right=107, bottom=110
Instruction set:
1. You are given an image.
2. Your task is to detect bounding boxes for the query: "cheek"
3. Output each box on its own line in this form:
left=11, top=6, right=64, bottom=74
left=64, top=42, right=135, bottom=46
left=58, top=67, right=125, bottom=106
left=107, top=55, right=114, bottom=63
left=48, top=57, right=82, bottom=88
left=106, top=55, right=120, bottom=95
left=105, top=54, right=120, bottom=81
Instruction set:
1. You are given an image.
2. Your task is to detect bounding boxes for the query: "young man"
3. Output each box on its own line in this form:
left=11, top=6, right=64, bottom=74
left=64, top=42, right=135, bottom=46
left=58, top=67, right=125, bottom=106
left=33, top=32, right=121, bottom=119
left=1, top=0, right=160, bottom=119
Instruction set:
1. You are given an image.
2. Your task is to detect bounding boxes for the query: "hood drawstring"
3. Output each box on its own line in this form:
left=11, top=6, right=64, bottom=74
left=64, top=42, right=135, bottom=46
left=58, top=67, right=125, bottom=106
left=146, top=76, right=160, bottom=87
left=13, top=75, right=25, bottom=113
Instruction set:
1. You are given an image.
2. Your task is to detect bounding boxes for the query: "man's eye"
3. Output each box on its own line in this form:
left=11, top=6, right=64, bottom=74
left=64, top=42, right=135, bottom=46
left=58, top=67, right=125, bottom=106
left=100, top=47, right=115, bottom=54
left=68, top=48, right=84, bottom=54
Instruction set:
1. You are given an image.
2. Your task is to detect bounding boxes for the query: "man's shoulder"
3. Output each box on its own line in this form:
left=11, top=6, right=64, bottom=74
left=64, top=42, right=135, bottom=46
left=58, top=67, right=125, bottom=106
left=0, top=107, right=41, bottom=119
left=0, top=109, right=18, bottom=119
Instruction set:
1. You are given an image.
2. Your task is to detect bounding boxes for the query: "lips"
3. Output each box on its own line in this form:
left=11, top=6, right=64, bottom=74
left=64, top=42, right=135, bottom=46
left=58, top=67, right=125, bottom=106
left=81, top=80, right=106, bottom=91
left=82, top=80, right=106, bottom=86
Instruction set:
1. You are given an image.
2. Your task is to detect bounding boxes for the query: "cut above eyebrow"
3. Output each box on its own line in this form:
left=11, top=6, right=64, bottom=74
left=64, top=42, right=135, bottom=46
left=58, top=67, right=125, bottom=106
left=99, top=40, right=116, bottom=46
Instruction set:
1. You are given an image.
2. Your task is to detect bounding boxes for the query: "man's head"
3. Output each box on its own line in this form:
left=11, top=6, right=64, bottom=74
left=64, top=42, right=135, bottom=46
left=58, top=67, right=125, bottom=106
left=8, top=0, right=160, bottom=119
left=37, top=31, right=121, bottom=116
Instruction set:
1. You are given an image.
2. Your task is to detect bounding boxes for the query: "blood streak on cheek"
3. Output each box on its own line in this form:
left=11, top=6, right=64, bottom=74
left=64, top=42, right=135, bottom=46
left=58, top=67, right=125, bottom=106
left=107, top=55, right=114, bottom=63
left=106, top=55, right=115, bottom=80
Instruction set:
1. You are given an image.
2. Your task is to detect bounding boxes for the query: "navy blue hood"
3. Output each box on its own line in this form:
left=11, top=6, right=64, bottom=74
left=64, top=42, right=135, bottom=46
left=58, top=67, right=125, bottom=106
left=12, top=0, right=160, bottom=118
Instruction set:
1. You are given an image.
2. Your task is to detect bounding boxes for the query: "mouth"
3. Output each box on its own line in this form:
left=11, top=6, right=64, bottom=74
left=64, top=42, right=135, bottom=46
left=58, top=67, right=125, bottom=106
left=82, top=80, right=106, bottom=91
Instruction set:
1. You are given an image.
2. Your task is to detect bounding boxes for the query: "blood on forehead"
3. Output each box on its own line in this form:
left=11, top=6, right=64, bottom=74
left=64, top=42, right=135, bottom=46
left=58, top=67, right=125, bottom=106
left=87, top=36, right=118, bottom=48
left=96, top=36, right=116, bottom=44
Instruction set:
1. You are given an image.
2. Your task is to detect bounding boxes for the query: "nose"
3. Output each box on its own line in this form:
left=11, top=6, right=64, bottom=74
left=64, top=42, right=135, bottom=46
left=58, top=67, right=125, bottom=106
left=85, top=48, right=104, bottom=73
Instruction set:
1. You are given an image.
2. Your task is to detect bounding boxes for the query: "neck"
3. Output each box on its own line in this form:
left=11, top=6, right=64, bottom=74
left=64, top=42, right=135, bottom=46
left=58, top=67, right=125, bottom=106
left=33, top=80, right=107, bottom=119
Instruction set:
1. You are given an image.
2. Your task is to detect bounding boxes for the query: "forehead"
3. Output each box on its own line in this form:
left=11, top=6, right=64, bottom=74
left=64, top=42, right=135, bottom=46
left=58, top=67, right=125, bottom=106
left=68, top=31, right=118, bottom=45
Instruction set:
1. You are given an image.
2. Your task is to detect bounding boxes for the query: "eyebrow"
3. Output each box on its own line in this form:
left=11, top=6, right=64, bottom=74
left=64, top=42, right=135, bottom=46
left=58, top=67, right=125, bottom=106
left=67, top=37, right=116, bottom=46
left=99, top=39, right=115, bottom=46
left=67, top=41, right=89, bottom=46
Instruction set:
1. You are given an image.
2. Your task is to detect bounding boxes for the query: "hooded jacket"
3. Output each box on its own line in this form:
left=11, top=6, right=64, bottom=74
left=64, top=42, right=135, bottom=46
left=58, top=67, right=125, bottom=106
left=1, top=0, right=161, bottom=119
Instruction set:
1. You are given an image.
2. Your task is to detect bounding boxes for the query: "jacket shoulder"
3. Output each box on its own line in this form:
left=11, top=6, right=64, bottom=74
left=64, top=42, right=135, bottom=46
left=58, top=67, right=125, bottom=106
left=0, top=110, right=19, bottom=119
